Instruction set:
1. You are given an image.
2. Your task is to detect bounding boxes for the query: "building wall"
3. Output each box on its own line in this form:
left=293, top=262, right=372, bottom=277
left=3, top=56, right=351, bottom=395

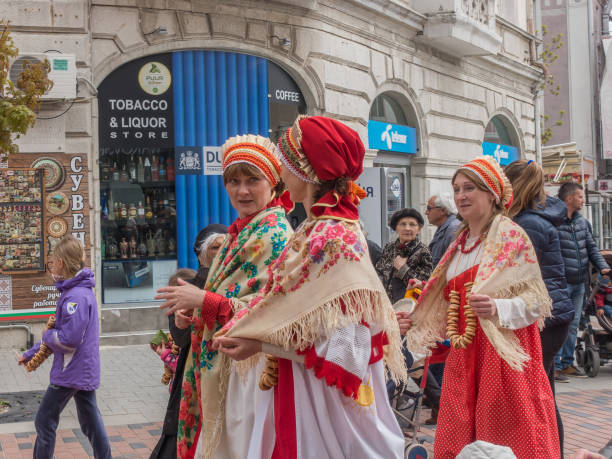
left=0, top=0, right=542, bottom=342
left=542, top=0, right=571, bottom=145
left=542, top=0, right=605, bottom=170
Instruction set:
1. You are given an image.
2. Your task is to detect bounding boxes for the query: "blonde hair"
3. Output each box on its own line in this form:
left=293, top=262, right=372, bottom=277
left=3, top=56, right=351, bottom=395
left=168, top=268, right=197, bottom=286
left=52, top=236, right=85, bottom=277
left=504, top=160, right=545, bottom=218
left=452, top=168, right=505, bottom=237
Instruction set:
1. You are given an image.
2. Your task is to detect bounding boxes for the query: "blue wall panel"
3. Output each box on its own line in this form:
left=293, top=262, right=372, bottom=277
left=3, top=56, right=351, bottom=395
left=173, top=51, right=270, bottom=269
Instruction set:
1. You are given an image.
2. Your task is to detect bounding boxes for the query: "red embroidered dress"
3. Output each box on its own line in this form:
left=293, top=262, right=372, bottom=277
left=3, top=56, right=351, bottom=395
left=435, top=265, right=559, bottom=459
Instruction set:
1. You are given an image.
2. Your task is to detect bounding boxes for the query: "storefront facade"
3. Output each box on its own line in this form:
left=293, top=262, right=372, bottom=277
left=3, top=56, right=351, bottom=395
left=0, top=0, right=541, bottom=346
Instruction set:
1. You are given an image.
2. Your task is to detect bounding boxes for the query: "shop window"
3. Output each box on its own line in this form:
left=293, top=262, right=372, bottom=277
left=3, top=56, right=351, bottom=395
left=98, top=54, right=177, bottom=305
left=370, top=93, right=409, bottom=125
left=484, top=115, right=517, bottom=147
left=99, top=148, right=176, bottom=304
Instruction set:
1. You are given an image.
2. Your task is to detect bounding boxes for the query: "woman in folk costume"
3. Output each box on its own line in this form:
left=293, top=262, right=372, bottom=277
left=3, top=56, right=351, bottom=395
left=404, top=156, right=560, bottom=459
left=212, top=116, right=407, bottom=459
left=156, top=135, right=293, bottom=459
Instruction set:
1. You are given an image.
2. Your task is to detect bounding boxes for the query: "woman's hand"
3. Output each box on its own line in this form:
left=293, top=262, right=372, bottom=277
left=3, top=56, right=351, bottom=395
left=468, top=294, right=497, bottom=318
left=17, top=356, right=27, bottom=366
left=212, top=337, right=262, bottom=361
left=407, top=278, right=423, bottom=290
left=174, top=309, right=194, bottom=329
left=156, top=278, right=206, bottom=316
left=393, top=256, right=408, bottom=271
left=396, top=311, right=412, bottom=335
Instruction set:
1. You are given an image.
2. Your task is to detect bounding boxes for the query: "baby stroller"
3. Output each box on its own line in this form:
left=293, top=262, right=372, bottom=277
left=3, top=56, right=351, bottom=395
left=389, top=289, right=447, bottom=458
left=388, top=351, right=447, bottom=458
left=576, top=267, right=612, bottom=377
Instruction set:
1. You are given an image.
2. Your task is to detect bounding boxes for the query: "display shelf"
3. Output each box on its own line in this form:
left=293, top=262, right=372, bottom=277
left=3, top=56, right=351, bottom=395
left=101, top=180, right=174, bottom=189
left=101, top=217, right=176, bottom=226
left=102, top=256, right=177, bottom=263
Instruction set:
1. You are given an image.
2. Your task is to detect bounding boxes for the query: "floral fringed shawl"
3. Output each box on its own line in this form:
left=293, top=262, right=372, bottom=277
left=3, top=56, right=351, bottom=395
left=404, top=214, right=552, bottom=371
left=176, top=206, right=292, bottom=459
left=217, top=216, right=407, bottom=391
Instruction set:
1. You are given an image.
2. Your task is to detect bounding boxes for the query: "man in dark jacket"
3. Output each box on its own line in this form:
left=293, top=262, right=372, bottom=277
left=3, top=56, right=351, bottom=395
left=426, top=193, right=461, bottom=266
left=555, top=183, right=610, bottom=377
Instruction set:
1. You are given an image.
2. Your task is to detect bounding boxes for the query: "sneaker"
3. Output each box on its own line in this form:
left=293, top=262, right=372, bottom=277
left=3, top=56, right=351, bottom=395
left=554, top=371, right=570, bottom=383
left=561, top=365, right=588, bottom=378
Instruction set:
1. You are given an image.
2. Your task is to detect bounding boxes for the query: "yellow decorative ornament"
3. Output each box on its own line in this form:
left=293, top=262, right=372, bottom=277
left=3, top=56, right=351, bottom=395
left=356, top=383, right=375, bottom=407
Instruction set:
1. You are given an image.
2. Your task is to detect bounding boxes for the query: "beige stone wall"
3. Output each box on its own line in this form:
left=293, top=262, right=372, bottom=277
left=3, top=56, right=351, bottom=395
left=0, top=0, right=542, bottom=303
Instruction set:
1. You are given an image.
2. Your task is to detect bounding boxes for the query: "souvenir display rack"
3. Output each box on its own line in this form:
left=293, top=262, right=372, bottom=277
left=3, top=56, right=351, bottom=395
left=0, top=169, right=45, bottom=273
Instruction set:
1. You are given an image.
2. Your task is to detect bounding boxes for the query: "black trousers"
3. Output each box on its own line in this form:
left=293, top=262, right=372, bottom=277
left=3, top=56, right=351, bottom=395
left=541, top=322, right=571, bottom=458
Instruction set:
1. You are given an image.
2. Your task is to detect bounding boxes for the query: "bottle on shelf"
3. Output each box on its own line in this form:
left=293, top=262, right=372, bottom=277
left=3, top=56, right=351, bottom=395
left=137, top=201, right=145, bottom=224
left=167, top=154, right=175, bottom=181
left=108, top=190, right=115, bottom=221
left=119, top=159, right=130, bottom=183
left=146, top=231, right=156, bottom=257
left=137, top=155, right=145, bottom=183
left=159, top=153, right=166, bottom=180
left=129, top=154, right=137, bottom=182
left=114, top=202, right=120, bottom=220
left=144, top=155, right=152, bottom=182
left=151, top=154, right=159, bottom=181
left=101, top=191, right=108, bottom=220
left=101, top=156, right=111, bottom=181
left=128, top=202, right=137, bottom=220
left=145, top=196, right=153, bottom=221
left=120, top=203, right=128, bottom=220
left=112, top=160, right=120, bottom=181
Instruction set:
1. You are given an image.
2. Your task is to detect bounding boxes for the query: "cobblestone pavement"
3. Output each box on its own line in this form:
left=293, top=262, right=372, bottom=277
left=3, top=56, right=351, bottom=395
left=0, top=345, right=610, bottom=458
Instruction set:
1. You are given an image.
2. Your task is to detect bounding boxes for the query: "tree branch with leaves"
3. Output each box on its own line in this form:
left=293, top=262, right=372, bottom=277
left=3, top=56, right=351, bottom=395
left=537, top=24, right=565, bottom=145
left=0, top=21, right=53, bottom=162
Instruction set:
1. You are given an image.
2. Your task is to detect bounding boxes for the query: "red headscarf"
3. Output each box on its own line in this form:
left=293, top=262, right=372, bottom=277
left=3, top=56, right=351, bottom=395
left=278, top=116, right=366, bottom=220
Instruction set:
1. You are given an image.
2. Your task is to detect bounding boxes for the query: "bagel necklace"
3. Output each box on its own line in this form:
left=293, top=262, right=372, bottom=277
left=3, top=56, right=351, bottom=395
left=447, top=230, right=482, bottom=349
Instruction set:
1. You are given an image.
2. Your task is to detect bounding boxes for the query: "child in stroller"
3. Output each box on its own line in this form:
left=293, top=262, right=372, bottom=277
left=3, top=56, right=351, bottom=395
left=576, top=255, right=612, bottom=377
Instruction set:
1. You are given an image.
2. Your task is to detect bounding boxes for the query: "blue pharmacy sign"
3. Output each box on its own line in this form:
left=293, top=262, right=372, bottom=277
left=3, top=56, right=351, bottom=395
left=367, top=120, right=417, bottom=154
left=482, top=142, right=519, bottom=166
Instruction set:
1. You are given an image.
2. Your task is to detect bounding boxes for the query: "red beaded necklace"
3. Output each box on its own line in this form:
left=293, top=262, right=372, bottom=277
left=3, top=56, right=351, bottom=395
left=459, top=231, right=482, bottom=254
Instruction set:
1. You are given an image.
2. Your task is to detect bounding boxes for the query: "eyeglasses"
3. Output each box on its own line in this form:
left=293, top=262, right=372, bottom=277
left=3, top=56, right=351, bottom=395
left=426, top=206, right=440, bottom=211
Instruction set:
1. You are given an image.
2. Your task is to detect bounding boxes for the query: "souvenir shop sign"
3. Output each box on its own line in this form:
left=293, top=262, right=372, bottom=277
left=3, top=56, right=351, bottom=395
left=3, top=153, right=91, bottom=311
left=98, top=53, right=174, bottom=150
left=0, top=169, right=45, bottom=273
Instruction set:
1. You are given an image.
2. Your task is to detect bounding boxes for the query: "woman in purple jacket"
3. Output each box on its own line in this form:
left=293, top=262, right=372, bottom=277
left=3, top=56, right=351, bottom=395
left=19, top=236, right=111, bottom=459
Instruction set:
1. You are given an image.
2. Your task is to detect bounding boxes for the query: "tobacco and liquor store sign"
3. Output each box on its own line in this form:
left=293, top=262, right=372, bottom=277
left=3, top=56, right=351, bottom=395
left=98, top=54, right=174, bottom=150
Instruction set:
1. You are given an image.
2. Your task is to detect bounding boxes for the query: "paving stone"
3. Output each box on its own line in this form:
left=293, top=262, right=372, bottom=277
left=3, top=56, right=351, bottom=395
left=17, top=442, right=32, bottom=449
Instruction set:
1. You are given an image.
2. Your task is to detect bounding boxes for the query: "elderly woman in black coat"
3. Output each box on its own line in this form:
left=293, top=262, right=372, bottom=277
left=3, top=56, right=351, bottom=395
left=375, top=208, right=433, bottom=304
left=505, top=160, right=574, bottom=457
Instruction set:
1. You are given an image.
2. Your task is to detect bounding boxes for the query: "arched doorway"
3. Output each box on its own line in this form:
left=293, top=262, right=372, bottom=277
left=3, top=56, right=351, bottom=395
left=361, top=92, right=420, bottom=246
left=482, top=114, right=521, bottom=165
left=97, top=51, right=306, bottom=304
